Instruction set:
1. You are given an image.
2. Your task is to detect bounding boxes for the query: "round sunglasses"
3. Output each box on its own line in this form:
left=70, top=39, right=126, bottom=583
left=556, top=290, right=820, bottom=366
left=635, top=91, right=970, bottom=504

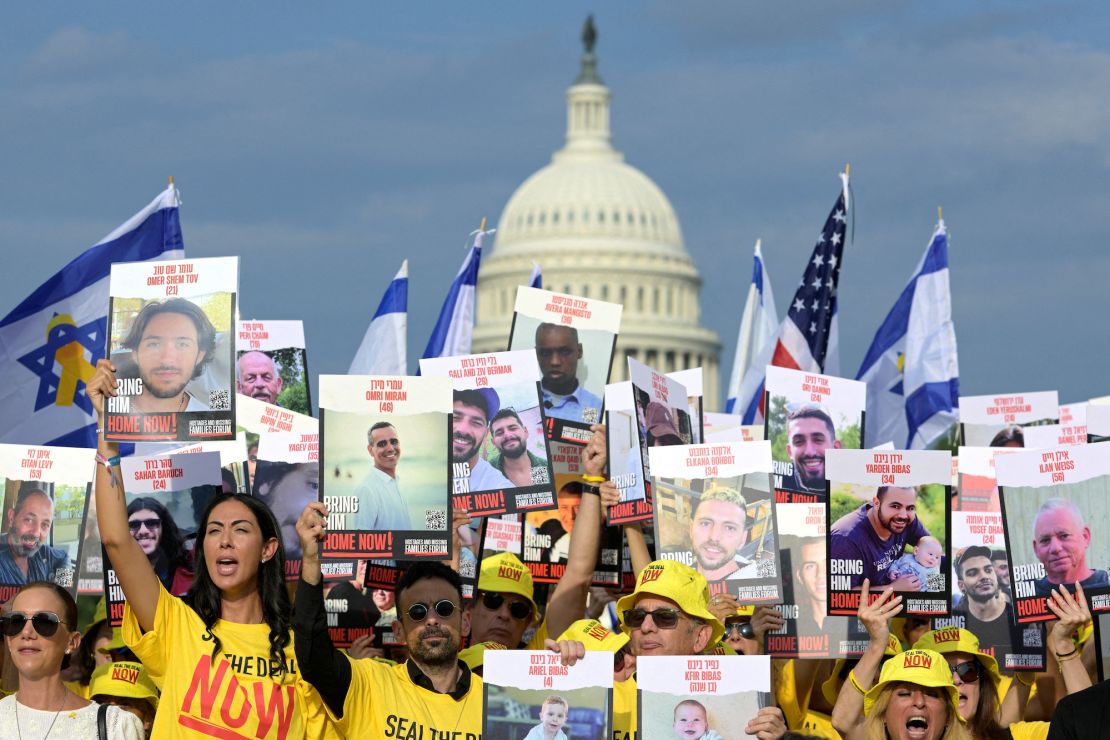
left=1, top=611, right=69, bottom=638
left=480, top=592, right=532, bottom=621
left=406, top=599, right=458, bottom=623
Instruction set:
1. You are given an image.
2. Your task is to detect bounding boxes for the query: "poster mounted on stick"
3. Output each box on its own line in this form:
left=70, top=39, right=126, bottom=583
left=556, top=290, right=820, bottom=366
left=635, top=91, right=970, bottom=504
left=105, top=256, right=238, bottom=442
left=236, top=319, right=312, bottom=415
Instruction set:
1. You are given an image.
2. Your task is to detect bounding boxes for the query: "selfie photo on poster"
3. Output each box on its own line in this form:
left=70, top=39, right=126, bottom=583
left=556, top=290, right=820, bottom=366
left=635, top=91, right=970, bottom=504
left=826, top=448, right=951, bottom=616
left=421, top=349, right=555, bottom=517
left=319, top=375, right=451, bottom=561
left=236, top=319, right=312, bottom=415
left=105, top=256, right=237, bottom=442
left=508, top=286, right=622, bottom=445
left=998, top=443, right=1110, bottom=622
left=764, top=366, right=866, bottom=504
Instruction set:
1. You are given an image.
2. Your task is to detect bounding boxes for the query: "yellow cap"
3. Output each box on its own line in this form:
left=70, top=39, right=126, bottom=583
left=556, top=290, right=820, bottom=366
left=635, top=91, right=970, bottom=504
left=864, top=649, right=961, bottom=721
left=822, top=634, right=903, bottom=705
left=458, top=641, right=508, bottom=670
left=616, top=560, right=724, bottom=645
left=913, top=627, right=1000, bottom=687
left=97, top=627, right=127, bottom=654
left=477, top=553, right=537, bottom=613
left=557, top=619, right=629, bottom=654
left=89, top=661, right=158, bottom=711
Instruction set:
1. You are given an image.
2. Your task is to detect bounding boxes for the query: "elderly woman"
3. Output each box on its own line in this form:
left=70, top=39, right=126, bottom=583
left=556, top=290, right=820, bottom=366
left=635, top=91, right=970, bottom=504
left=862, top=648, right=968, bottom=740
left=0, top=581, right=143, bottom=737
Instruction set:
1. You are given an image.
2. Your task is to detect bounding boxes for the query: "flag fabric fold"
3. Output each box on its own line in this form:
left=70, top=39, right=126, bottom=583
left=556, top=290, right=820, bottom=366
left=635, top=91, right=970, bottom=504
left=0, top=185, right=185, bottom=447
left=528, top=261, right=542, bottom=289
left=349, top=259, right=408, bottom=376
left=725, top=240, right=778, bottom=414
left=856, top=220, right=959, bottom=449
left=419, top=227, right=490, bottom=363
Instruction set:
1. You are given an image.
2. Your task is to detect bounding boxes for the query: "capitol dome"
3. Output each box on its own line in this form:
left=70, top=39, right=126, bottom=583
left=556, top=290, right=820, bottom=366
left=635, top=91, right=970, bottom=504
left=473, top=19, right=721, bottom=403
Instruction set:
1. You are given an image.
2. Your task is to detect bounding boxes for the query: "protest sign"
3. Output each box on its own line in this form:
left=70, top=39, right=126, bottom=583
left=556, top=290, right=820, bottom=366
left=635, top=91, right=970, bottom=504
left=322, top=560, right=379, bottom=648
left=508, top=286, right=622, bottom=446
left=319, top=375, right=451, bottom=561
left=105, top=451, right=223, bottom=624
left=236, top=319, right=312, bottom=415
left=254, top=431, right=318, bottom=580
left=704, top=412, right=763, bottom=444
left=637, top=655, right=770, bottom=740
left=0, top=444, right=93, bottom=602
left=650, top=441, right=781, bottom=601
left=523, top=440, right=585, bottom=584
left=826, top=449, right=951, bottom=616
left=421, top=350, right=556, bottom=517
left=959, top=391, right=1059, bottom=447
left=483, top=650, right=612, bottom=739
left=604, top=381, right=649, bottom=526
left=105, top=257, right=237, bottom=442
left=765, top=366, right=865, bottom=504
left=668, top=367, right=705, bottom=444
left=998, top=444, right=1110, bottom=622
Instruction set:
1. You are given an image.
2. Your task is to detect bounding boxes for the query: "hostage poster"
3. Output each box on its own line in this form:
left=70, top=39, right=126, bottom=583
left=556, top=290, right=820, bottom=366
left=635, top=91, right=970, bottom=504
left=236, top=319, right=312, bottom=415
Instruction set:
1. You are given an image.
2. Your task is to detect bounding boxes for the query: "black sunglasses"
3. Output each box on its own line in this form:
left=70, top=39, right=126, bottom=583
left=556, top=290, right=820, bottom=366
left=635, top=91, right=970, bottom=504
left=480, top=592, right=532, bottom=621
left=723, top=620, right=755, bottom=641
left=950, top=660, right=981, bottom=684
left=1, top=611, right=68, bottom=638
left=623, top=607, right=683, bottom=630
left=406, top=599, right=457, bottom=623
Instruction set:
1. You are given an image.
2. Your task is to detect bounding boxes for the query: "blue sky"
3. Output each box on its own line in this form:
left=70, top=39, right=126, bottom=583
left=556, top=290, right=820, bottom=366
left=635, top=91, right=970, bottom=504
left=3, top=2, right=1109, bottom=407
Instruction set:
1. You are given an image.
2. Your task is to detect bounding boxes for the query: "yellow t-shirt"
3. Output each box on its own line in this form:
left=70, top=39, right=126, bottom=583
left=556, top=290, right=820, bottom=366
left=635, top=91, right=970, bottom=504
left=328, top=655, right=483, bottom=737
left=524, top=618, right=550, bottom=650
left=801, top=710, right=843, bottom=739
left=613, top=676, right=637, bottom=740
left=122, top=584, right=331, bottom=739
left=1009, top=721, right=1050, bottom=740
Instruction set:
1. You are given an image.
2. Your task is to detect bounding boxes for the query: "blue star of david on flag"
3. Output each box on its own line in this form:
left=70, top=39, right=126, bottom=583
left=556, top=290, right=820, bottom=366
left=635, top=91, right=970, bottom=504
left=18, top=315, right=107, bottom=415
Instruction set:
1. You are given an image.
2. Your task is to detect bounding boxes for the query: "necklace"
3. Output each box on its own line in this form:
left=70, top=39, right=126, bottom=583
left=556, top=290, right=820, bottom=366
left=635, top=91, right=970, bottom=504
left=15, top=691, right=68, bottom=740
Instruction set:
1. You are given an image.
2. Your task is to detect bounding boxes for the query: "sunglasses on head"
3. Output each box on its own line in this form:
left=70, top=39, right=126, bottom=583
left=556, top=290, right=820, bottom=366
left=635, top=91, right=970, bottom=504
left=1, top=611, right=68, bottom=638
left=623, top=607, right=684, bottom=630
left=723, top=620, right=755, bottom=641
left=950, top=660, right=981, bottom=683
left=480, top=592, right=532, bottom=621
left=406, top=599, right=457, bottom=623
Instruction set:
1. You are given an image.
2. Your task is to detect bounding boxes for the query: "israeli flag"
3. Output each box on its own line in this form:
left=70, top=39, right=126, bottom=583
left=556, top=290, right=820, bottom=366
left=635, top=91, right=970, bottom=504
left=349, top=260, right=408, bottom=376
left=419, top=227, right=489, bottom=363
left=528, top=261, right=542, bottom=290
left=856, top=219, right=959, bottom=449
left=725, top=240, right=778, bottom=414
left=0, top=185, right=185, bottom=447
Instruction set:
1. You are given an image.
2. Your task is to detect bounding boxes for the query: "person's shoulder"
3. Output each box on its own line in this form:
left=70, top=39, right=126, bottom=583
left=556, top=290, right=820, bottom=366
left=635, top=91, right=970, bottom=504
left=1086, top=570, right=1110, bottom=587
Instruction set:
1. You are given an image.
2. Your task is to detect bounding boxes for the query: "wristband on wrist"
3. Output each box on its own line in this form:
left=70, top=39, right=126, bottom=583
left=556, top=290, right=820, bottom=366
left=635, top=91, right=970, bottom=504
left=582, top=474, right=606, bottom=483
left=848, top=669, right=866, bottom=696
left=1055, top=645, right=1078, bottom=658
left=581, top=483, right=601, bottom=496
left=1014, top=671, right=1035, bottom=686
left=1056, top=650, right=1080, bottom=664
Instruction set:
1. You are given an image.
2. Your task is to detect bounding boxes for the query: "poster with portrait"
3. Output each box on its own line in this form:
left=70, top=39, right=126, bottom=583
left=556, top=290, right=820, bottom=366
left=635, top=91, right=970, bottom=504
left=507, top=286, right=622, bottom=446
left=254, top=431, right=318, bottom=580
left=483, top=650, right=612, bottom=740
left=236, top=319, right=312, bottom=415
left=105, top=451, right=223, bottom=625
left=604, top=381, right=650, bottom=526
left=668, top=367, right=705, bottom=444
left=319, top=375, right=451, bottom=561
left=959, top=391, right=1059, bottom=447
left=1097, top=612, right=1110, bottom=682
left=765, top=502, right=857, bottom=659
left=997, top=444, right=1110, bottom=622
left=421, top=350, right=556, bottom=517
left=637, top=655, right=770, bottom=740
left=0, top=445, right=94, bottom=603
left=826, top=449, right=952, bottom=617
left=105, top=256, right=238, bottom=442
left=764, top=366, right=866, bottom=505
left=158, top=434, right=250, bottom=493
left=321, top=560, right=379, bottom=649
left=364, top=576, right=403, bottom=648
left=650, top=441, right=781, bottom=601
left=235, top=393, right=317, bottom=487
left=522, top=440, right=585, bottom=584
left=704, top=412, right=763, bottom=444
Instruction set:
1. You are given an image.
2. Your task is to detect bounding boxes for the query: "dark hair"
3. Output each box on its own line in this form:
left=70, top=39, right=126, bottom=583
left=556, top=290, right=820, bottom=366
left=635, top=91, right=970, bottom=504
left=367, top=420, right=397, bottom=445
left=395, top=562, right=463, bottom=611
left=183, top=493, right=290, bottom=671
left=120, top=298, right=217, bottom=379
left=989, top=426, right=1024, bottom=448
left=251, top=461, right=299, bottom=498
left=72, top=617, right=110, bottom=685
left=990, top=550, right=1007, bottom=562
left=875, top=485, right=920, bottom=501
left=127, top=497, right=191, bottom=574
left=967, top=665, right=1009, bottom=740
left=535, top=322, right=579, bottom=344
left=12, top=581, right=79, bottom=670
left=787, top=404, right=836, bottom=438
left=12, top=488, right=51, bottom=515
left=454, top=389, right=491, bottom=422
left=490, top=408, right=524, bottom=427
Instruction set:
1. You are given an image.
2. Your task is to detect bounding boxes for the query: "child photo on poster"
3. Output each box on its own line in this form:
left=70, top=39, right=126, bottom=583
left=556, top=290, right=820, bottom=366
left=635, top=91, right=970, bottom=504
left=826, top=448, right=951, bottom=617
left=236, top=319, right=312, bottom=415
left=508, top=286, right=622, bottom=446
left=421, top=350, right=556, bottom=517
left=764, top=366, right=865, bottom=504
left=105, top=256, right=238, bottom=442
left=319, top=375, right=451, bottom=561
left=0, top=445, right=94, bottom=602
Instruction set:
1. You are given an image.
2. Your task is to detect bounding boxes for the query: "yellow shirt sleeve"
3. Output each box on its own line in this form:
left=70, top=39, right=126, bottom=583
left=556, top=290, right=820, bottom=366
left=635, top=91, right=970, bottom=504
left=525, top=619, right=550, bottom=650
left=613, top=676, right=638, bottom=740
left=121, top=581, right=178, bottom=685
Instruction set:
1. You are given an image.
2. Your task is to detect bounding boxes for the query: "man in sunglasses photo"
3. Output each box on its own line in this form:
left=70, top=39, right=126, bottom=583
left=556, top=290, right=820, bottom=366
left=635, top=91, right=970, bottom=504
left=352, top=420, right=412, bottom=531
left=466, top=552, right=539, bottom=649
left=0, top=488, right=70, bottom=586
left=534, top=323, right=602, bottom=424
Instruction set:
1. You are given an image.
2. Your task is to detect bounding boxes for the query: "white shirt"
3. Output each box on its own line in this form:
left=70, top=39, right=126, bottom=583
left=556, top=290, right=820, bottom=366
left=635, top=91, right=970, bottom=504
left=352, top=466, right=412, bottom=530
left=0, top=695, right=144, bottom=739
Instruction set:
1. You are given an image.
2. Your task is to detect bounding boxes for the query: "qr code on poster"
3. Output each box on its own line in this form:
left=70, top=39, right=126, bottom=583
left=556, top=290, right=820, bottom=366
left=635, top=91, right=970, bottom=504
left=582, top=408, right=599, bottom=423
left=926, top=572, right=945, bottom=592
left=209, top=390, right=231, bottom=410
left=756, top=559, right=777, bottom=578
left=425, top=509, right=448, bottom=530
left=530, top=466, right=550, bottom=485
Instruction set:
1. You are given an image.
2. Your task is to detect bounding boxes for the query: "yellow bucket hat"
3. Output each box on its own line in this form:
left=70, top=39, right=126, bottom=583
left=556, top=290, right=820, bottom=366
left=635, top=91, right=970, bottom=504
left=477, top=552, right=537, bottom=613
left=557, top=619, right=630, bottom=654
left=616, top=560, right=724, bottom=645
left=864, top=649, right=962, bottom=721
left=913, top=627, right=1001, bottom=688
left=458, top=640, right=508, bottom=670
left=97, top=627, right=127, bottom=654
left=89, top=661, right=158, bottom=711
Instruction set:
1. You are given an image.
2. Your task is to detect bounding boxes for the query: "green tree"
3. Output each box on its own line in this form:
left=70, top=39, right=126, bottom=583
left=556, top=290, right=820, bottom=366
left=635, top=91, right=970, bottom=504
left=276, top=383, right=310, bottom=416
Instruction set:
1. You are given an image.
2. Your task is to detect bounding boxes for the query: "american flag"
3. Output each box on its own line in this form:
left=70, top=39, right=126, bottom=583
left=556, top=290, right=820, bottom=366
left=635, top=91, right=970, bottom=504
left=735, top=172, right=849, bottom=423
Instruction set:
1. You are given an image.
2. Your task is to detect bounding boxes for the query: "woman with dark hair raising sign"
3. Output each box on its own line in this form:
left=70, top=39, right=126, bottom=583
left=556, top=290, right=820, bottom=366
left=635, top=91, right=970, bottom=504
left=87, top=359, right=331, bottom=739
